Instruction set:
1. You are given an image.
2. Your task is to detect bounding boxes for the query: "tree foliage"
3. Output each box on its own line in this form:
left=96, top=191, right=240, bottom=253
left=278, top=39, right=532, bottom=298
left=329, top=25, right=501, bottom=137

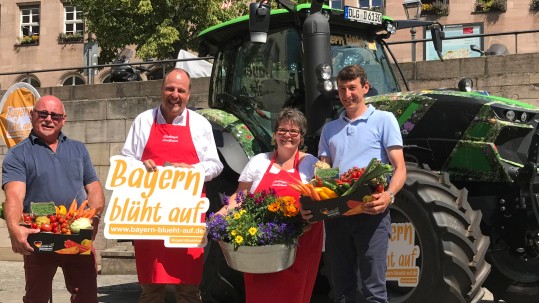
left=71, top=0, right=250, bottom=63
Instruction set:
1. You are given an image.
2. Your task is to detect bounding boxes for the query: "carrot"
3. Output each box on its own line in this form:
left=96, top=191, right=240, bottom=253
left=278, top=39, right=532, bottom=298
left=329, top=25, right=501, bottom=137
left=68, top=199, right=78, bottom=215
left=298, top=183, right=312, bottom=198
left=288, top=183, right=304, bottom=195
left=77, top=200, right=89, bottom=217
left=82, top=208, right=97, bottom=219
left=306, top=184, right=321, bottom=201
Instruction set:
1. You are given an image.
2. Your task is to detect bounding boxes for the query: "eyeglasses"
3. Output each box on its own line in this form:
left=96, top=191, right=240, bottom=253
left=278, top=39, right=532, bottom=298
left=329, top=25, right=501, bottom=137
left=34, top=110, right=65, bottom=122
left=276, top=128, right=301, bottom=137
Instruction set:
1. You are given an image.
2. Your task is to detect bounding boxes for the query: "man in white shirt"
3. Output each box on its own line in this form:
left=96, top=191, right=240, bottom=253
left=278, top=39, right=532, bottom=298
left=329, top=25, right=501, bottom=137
left=121, top=68, right=223, bottom=303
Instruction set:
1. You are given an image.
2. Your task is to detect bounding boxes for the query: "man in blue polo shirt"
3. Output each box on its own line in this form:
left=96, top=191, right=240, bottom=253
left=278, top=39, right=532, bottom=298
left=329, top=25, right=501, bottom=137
left=318, top=65, right=406, bottom=303
left=2, top=95, right=104, bottom=303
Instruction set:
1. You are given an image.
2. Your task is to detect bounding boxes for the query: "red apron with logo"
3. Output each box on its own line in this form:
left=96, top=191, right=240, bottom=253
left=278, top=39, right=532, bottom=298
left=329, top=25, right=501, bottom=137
left=244, top=152, right=324, bottom=303
left=135, top=109, right=205, bottom=284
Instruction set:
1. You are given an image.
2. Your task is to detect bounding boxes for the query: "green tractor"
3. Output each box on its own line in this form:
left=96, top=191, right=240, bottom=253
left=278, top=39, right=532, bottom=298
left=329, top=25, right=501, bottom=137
left=197, top=1, right=539, bottom=302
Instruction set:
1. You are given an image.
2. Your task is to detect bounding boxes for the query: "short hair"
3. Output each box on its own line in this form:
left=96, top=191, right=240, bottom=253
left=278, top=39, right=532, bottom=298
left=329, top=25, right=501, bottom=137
left=162, top=68, right=192, bottom=90
left=274, top=107, right=307, bottom=136
left=337, top=65, right=368, bottom=86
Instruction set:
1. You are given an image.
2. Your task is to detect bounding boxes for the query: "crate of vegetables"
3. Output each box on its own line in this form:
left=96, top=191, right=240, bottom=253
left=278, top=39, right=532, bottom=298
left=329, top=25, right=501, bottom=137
left=20, top=200, right=98, bottom=254
left=296, top=158, right=393, bottom=222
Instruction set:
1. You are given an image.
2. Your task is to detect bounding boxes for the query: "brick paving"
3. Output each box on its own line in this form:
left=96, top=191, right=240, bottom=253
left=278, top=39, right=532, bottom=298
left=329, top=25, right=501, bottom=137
left=0, top=261, right=498, bottom=303
left=0, top=261, right=141, bottom=303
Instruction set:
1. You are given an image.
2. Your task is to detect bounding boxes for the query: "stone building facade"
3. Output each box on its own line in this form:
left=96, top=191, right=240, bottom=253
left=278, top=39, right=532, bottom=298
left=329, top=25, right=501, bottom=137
left=1, top=0, right=539, bottom=89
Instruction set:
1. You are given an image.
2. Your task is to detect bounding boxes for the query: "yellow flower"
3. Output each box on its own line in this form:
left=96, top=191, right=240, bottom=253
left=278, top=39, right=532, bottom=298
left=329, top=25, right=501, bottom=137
left=234, top=213, right=241, bottom=220
left=249, top=227, right=257, bottom=236
left=231, top=230, right=237, bottom=236
left=240, top=209, right=246, bottom=215
left=284, top=204, right=299, bottom=217
left=235, top=235, right=244, bottom=244
left=268, top=203, right=280, bottom=212
left=281, top=196, right=295, bottom=204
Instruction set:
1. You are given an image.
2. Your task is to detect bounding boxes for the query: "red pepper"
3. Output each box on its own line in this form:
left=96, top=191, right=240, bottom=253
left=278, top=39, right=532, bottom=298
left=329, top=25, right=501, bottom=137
left=315, top=175, right=323, bottom=187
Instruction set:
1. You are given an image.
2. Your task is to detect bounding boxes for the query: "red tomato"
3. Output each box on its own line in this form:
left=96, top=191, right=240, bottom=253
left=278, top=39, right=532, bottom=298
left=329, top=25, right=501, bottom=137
left=61, top=222, right=68, bottom=229
left=23, top=214, right=32, bottom=222
left=49, top=215, right=57, bottom=223
left=58, top=217, right=65, bottom=224
left=376, top=184, right=385, bottom=193
left=30, top=223, right=38, bottom=229
left=51, top=222, right=59, bottom=228
left=61, top=228, right=68, bottom=234
left=40, top=223, right=52, bottom=232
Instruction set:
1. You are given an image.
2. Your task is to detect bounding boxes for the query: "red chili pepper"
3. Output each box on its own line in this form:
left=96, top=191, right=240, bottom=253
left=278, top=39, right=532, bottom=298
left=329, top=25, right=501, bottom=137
left=315, top=175, right=323, bottom=187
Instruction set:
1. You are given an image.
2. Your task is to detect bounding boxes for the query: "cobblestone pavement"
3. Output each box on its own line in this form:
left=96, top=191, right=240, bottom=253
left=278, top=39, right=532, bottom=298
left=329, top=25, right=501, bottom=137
left=0, top=261, right=498, bottom=303
left=0, top=261, right=141, bottom=303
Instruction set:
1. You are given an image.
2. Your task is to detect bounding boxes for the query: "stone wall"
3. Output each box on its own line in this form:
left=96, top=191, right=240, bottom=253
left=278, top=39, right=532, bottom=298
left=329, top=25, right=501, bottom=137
left=399, top=52, right=539, bottom=107
left=1, top=52, right=539, bottom=262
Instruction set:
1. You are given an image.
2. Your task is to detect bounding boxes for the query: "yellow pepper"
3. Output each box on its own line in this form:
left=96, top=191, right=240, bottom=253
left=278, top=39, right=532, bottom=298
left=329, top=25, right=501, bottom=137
left=59, top=205, right=67, bottom=216
left=314, top=187, right=330, bottom=200
left=320, top=187, right=338, bottom=198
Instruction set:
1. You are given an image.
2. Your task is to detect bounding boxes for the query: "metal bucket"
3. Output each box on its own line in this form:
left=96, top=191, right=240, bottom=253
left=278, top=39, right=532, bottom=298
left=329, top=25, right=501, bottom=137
left=218, top=241, right=298, bottom=274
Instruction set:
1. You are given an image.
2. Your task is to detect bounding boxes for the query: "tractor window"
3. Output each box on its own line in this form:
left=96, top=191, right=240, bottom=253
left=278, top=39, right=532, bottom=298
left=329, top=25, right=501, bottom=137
left=230, top=29, right=301, bottom=134
left=330, top=36, right=399, bottom=95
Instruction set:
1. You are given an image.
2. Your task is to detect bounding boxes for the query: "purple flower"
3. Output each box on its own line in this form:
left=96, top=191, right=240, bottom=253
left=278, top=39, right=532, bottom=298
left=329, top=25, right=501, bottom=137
left=220, top=194, right=229, bottom=206
left=207, top=213, right=227, bottom=241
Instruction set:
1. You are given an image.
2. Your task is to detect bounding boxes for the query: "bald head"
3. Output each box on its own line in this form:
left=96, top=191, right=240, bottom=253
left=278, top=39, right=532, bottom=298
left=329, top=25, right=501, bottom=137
left=162, top=68, right=191, bottom=91
left=35, top=95, right=65, bottom=113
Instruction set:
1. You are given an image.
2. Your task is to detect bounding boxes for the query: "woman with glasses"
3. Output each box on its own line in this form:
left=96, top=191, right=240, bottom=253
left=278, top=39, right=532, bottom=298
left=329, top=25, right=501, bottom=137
left=217, top=107, right=323, bottom=303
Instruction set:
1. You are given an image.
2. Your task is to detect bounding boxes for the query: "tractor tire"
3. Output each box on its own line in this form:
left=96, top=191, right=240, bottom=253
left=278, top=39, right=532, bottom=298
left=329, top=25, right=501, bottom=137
left=484, top=245, right=539, bottom=303
left=388, top=164, right=491, bottom=303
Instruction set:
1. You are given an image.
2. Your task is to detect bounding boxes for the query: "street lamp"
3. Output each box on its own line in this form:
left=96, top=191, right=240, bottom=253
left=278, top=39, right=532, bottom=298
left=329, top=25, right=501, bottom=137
left=403, top=0, right=422, bottom=62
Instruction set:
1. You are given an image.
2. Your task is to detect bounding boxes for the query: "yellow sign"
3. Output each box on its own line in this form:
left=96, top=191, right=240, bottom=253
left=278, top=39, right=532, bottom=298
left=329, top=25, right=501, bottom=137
left=0, top=82, right=40, bottom=147
left=103, top=155, right=209, bottom=248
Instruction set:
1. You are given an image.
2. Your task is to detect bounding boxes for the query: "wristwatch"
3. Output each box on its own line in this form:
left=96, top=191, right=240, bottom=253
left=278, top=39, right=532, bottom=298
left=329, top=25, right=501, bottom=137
left=387, top=190, right=395, bottom=204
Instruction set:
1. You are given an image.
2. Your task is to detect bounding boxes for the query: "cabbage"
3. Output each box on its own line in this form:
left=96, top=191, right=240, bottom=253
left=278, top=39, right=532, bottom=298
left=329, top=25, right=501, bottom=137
left=70, top=217, right=92, bottom=234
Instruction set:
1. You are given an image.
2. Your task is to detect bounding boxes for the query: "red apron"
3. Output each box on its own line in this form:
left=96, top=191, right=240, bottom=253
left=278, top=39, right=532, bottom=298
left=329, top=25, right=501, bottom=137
left=135, top=109, right=205, bottom=284
left=244, top=152, right=324, bottom=303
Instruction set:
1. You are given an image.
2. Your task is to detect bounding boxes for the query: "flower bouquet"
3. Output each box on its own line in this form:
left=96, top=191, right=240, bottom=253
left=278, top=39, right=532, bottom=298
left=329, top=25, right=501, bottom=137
left=294, top=158, right=393, bottom=222
left=207, top=189, right=307, bottom=273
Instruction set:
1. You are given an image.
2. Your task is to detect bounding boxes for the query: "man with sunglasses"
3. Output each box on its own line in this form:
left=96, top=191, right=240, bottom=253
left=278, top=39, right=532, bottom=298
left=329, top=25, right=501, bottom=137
left=122, top=68, right=223, bottom=303
left=2, top=95, right=105, bottom=303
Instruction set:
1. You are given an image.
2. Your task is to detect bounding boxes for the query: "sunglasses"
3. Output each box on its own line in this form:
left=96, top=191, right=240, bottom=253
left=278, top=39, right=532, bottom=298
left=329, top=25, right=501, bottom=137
left=34, top=110, right=65, bottom=122
left=276, top=128, right=301, bottom=137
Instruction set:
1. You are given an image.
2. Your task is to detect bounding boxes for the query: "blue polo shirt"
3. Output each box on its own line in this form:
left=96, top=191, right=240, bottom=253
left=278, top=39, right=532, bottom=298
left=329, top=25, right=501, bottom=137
left=318, top=104, right=402, bottom=175
left=2, top=131, right=99, bottom=212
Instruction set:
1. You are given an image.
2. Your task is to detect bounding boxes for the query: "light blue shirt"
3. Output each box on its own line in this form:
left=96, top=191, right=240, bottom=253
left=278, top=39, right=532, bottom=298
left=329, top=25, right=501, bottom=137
left=318, top=104, right=402, bottom=175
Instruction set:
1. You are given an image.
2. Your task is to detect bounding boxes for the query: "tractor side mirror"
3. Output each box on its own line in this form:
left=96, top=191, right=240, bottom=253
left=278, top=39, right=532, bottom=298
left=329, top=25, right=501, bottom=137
left=430, top=25, right=445, bottom=61
left=249, top=1, right=271, bottom=43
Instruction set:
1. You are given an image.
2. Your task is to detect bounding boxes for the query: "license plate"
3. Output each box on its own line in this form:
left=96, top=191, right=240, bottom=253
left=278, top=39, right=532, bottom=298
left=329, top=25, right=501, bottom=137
left=344, top=6, right=382, bottom=25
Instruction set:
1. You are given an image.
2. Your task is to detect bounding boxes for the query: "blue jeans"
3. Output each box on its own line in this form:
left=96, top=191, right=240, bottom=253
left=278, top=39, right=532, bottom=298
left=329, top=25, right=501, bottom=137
left=324, top=211, right=391, bottom=303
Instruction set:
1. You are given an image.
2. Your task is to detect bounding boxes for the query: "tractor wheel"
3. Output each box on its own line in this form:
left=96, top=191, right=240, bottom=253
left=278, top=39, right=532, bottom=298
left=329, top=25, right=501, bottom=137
left=484, top=246, right=539, bottom=303
left=387, top=164, right=491, bottom=303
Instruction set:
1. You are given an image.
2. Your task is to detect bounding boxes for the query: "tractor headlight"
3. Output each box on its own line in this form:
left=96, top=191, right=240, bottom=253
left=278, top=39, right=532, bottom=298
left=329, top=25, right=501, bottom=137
left=385, top=23, right=396, bottom=35
left=520, top=112, right=528, bottom=122
left=505, top=110, right=515, bottom=121
left=323, top=80, right=333, bottom=92
left=320, top=63, right=332, bottom=80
